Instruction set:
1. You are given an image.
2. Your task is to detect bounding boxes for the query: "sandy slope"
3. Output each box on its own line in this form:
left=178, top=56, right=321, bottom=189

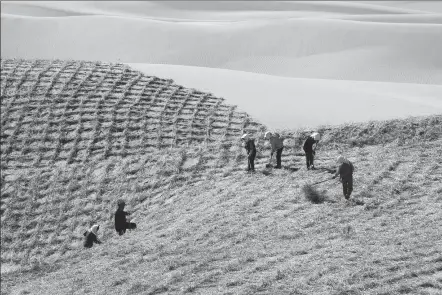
left=1, top=1, right=441, bottom=129
left=359, top=1, right=442, bottom=14
left=2, top=1, right=441, bottom=83
left=2, top=1, right=436, bottom=19
left=129, top=63, right=442, bottom=129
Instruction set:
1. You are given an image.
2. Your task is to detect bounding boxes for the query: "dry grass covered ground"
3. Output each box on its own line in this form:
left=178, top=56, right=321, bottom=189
left=0, top=59, right=263, bottom=168
left=1, top=59, right=442, bottom=295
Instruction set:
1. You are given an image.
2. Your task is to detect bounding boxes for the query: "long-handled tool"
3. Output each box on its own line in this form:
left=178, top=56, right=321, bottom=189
left=311, top=178, right=334, bottom=186
left=265, top=153, right=273, bottom=168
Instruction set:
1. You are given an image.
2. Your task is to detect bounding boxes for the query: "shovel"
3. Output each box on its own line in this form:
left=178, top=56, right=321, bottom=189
left=265, top=153, right=273, bottom=168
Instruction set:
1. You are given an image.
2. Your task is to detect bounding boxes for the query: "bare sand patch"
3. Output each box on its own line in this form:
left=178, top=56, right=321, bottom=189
left=128, top=63, right=442, bottom=129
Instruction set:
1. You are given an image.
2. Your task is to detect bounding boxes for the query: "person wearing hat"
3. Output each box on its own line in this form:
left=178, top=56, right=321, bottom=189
left=241, top=133, right=256, bottom=172
left=115, top=199, right=137, bottom=236
left=83, top=224, right=102, bottom=248
left=264, top=131, right=284, bottom=169
left=332, top=155, right=354, bottom=200
left=303, top=132, right=321, bottom=170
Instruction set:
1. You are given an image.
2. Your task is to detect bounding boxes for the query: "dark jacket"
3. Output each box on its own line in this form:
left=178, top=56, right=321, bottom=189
left=269, top=134, right=284, bottom=153
left=303, top=136, right=316, bottom=153
left=83, top=231, right=101, bottom=248
left=338, top=162, right=354, bottom=181
left=244, top=139, right=256, bottom=155
left=115, top=209, right=129, bottom=231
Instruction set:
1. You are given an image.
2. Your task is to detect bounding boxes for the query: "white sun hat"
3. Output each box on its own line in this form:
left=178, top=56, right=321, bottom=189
left=241, top=134, right=249, bottom=140
left=337, top=155, right=344, bottom=164
left=311, top=132, right=321, bottom=141
left=337, top=155, right=349, bottom=164
left=90, top=224, right=100, bottom=235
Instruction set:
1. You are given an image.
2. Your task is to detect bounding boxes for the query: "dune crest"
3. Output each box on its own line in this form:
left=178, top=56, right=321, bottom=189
left=2, top=1, right=438, bottom=19
left=129, top=63, right=442, bottom=129
left=2, top=13, right=441, bottom=84
left=2, top=1, right=441, bottom=129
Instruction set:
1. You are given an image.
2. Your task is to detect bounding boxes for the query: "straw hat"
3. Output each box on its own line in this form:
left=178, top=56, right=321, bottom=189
left=311, top=132, right=321, bottom=141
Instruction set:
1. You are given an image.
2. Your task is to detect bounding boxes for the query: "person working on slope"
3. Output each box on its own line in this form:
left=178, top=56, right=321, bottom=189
left=332, top=155, right=354, bottom=200
left=115, top=199, right=137, bottom=236
left=264, top=131, right=284, bottom=169
left=241, top=133, right=256, bottom=172
left=83, top=224, right=102, bottom=248
left=303, top=132, right=321, bottom=170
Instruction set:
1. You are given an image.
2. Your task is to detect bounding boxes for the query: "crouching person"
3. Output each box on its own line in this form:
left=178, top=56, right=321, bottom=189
left=241, top=133, right=256, bottom=172
left=115, top=199, right=137, bottom=236
left=264, top=131, right=284, bottom=169
left=83, top=224, right=102, bottom=248
left=332, top=155, right=354, bottom=199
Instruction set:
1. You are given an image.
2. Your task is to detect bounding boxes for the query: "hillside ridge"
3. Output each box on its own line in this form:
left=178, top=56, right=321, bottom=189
left=2, top=58, right=441, bottom=171
left=0, top=58, right=264, bottom=169
left=1, top=59, right=442, bottom=295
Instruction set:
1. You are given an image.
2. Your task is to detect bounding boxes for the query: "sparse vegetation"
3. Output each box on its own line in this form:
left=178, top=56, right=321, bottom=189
left=302, top=184, right=326, bottom=204
left=1, top=59, right=442, bottom=295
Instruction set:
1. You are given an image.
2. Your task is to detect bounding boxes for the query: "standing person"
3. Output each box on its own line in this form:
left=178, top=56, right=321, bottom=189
left=264, top=132, right=284, bottom=169
left=83, top=224, right=102, bottom=248
left=115, top=199, right=137, bottom=236
left=332, top=155, right=355, bottom=200
left=303, top=132, right=321, bottom=170
left=241, top=133, right=256, bottom=172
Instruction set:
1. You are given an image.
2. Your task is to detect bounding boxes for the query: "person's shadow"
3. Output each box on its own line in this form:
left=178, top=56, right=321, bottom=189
left=284, top=166, right=300, bottom=172
left=262, top=166, right=300, bottom=174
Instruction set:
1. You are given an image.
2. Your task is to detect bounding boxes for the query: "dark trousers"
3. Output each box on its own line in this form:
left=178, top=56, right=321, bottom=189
left=248, top=151, right=256, bottom=171
left=117, top=222, right=137, bottom=236
left=342, top=178, right=353, bottom=199
left=305, top=151, right=314, bottom=168
left=275, top=147, right=283, bottom=168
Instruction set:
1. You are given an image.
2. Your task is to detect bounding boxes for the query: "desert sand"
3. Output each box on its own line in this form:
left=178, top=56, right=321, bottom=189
left=1, top=1, right=442, bottom=129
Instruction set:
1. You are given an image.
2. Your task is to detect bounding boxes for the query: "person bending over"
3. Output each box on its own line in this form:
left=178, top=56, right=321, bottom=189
left=264, top=131, right=284, bottom=169
left=303, top=132, right=320, bottom=170
left=332, top=155, right=354, bottom=200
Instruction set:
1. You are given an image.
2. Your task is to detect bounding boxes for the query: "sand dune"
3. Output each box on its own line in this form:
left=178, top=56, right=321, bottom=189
left=2, top=1, right=436, bottom=19
left=336, top=13, right=442, bottom=23
left=129, top=63, right=442, bottom=129
left=2, top=12, right=441, bottom=84
left=2, top=1, right=441, bottom=84
left=1, top=1, right=441, bottom=129
left=359, top=1, right=442, bottom=14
